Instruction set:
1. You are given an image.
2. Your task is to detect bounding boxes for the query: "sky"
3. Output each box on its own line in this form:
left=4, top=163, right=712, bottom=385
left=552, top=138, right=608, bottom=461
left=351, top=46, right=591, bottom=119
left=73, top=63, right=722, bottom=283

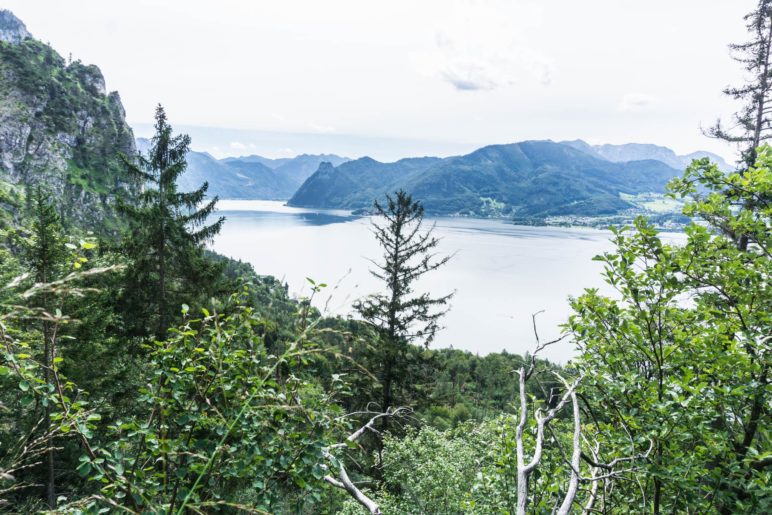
left=4, top=0, right=757, bottom=161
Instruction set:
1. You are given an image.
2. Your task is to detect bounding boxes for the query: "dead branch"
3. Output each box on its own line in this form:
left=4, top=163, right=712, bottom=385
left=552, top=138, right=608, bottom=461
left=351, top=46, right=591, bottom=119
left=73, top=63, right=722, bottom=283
left=555, top=373, right=581, bottom=515
left=323, top=407, right=412, bottom=515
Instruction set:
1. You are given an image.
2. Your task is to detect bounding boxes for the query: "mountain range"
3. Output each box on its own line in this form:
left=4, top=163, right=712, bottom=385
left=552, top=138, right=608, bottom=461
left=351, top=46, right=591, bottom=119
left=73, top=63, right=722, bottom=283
left=1, top=6, right=732, bottom=226
left=287, top=141, right=690, bottom=218
left=137, top=138, right=348, bottom=199
left=170, top=137, right=730, bottom=221
left=167, top=136, right=730, bottom=220
left=561, top=139, right=732, bottom=172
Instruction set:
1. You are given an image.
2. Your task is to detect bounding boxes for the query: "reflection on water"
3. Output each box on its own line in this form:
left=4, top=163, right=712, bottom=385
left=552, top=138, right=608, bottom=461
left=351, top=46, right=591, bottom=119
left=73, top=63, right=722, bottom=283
left=220, top=209, right=359, bottom=227
left=211, top=201, right=676, bottom=362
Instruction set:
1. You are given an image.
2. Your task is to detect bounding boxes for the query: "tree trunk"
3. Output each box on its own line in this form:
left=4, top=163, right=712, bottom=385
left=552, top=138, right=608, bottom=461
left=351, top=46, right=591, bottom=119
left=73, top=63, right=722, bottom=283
left=40, top=247, right=55, bottom=509
left=158, top=193, right=167, bottom=337
left=740, top=13, right=772, bottom=251
left=653, top=472, right=661, bottom=514
left=43, top=318, right=55, bottom=509
left=381, top=358, right=393, bottom=432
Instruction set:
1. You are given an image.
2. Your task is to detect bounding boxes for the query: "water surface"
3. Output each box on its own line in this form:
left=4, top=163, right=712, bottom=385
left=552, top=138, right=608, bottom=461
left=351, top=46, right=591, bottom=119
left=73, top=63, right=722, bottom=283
left=213, top=200, right=626, bottom=362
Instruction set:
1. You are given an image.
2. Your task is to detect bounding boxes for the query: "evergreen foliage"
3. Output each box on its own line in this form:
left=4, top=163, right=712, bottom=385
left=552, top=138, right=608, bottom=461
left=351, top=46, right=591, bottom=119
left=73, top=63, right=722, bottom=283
left=119, top=106, right=225, bottom=338
left=354, top=190, right=452, bottom=413
left=709, top=0, right=772, bottom=167
left=22, top=189, right=66, bottom=509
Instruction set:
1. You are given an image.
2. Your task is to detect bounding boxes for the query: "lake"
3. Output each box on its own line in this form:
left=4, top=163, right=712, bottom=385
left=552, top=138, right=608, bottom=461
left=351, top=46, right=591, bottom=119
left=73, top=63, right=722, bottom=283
left=212, top=200, right=627, bottom=362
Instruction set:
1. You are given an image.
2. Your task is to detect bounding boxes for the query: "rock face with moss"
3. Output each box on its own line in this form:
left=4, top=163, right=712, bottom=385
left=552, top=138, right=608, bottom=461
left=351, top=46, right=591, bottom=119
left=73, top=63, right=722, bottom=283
left=0, top=10, right=31, bottom=44
left=0, top=9, right=136, bottom=232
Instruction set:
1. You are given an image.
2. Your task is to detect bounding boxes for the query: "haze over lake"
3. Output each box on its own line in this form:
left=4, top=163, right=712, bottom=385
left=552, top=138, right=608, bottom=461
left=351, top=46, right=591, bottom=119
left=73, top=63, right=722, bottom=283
left=211, top=200, right=640, bottom=362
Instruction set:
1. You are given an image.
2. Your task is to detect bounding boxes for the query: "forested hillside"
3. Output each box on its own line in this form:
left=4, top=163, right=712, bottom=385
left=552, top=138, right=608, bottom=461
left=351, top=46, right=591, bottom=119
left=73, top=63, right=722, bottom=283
left=0, top=4, right=769, bottom=515
left=0, top=11, right=135, bottom=233
left=289, top=141, right=682, bottom=218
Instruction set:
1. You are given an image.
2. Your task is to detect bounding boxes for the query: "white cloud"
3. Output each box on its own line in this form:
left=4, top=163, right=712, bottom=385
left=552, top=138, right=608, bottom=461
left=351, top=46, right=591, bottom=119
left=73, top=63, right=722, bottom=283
left=618, top=93, right=657, bottom=112
left=229, top=141, right=247, bottom=149
left=11, top=0, right=745, bottom=160
left=411, top=0, right=553, bottom=91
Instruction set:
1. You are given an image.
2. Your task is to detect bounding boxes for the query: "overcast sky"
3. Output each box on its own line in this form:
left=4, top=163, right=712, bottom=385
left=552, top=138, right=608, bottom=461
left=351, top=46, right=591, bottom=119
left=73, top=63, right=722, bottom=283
left=4, top=0, right=757, bottom=161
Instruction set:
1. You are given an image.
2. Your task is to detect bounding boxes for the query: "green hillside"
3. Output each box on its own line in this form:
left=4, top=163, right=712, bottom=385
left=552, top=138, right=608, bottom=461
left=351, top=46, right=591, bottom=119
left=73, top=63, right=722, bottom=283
left=289, top=140, right=681, bottom=218
left=0, top=33, right=136, bottom=232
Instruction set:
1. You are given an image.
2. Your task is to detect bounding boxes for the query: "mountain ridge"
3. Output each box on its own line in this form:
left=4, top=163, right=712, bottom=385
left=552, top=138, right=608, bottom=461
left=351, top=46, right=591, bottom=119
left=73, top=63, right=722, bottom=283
left=560, top=139, right=732, bottom=172
left=136, top=137, right=349, bottom=199
left=288, top=140, right=685, bottom=219
left=0, top=10, right=136, bottom=231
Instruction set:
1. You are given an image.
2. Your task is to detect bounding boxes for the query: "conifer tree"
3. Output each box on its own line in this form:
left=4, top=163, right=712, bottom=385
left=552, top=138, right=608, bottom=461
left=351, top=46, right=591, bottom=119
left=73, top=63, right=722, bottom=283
left=120, top=105, right=224, bottom=338
left=354, top=190, right=452, bottom=414
left=22, top=187, right=67, bottom=509
left=705, top=0, right=772, bottom=250
left=709, top=0, right=772, bottom=167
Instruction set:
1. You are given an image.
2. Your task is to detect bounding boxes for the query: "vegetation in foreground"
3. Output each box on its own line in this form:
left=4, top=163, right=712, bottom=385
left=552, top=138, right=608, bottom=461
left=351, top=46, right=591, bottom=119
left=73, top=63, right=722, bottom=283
left=0, top=1, right=770, bottom=513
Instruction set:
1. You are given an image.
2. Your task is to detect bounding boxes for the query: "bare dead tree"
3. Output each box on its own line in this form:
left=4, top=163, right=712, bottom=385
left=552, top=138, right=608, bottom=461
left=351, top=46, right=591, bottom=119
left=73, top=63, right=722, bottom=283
left=514, top=313, right=652, bottom=515
left=322, top=407, right=412, bottom=515
left=554, top=373, right=581, bottom=515
left=514, top=364, right=582, bottom=515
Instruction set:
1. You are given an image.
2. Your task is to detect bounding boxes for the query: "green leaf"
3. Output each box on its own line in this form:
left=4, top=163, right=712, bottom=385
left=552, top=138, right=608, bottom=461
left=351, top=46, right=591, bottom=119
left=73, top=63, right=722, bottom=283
left=77, top=461, right=92, bottom=478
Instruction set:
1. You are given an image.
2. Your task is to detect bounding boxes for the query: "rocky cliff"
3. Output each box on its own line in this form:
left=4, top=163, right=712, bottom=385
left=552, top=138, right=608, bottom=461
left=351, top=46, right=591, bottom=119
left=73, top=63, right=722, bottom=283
left=0, top=9, right=136, bottom=232
left=0, top=10, right=31, bottom=44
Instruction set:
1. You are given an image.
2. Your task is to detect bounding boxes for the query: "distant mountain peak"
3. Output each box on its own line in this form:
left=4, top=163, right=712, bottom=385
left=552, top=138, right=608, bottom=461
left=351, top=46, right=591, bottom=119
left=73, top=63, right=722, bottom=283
left=135, top=140, right=352, bottom=200
left=560, top=139, right=732, bottom=172
left=0, top=10, right=32, bottom=44
left=316, top=161, right=336, bottom=172
left=288, top=139, right=683, bottom=217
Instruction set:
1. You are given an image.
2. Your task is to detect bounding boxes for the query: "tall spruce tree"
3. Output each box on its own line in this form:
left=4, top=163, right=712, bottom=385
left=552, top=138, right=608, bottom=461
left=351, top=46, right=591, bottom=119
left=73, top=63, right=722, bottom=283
left=120, top=105, right=224, bottom=338
left=22, top=188, right=67, bottom=509
left=354, top=190, right=452, bottom=414
left=706, top=0, right=772, bottom=250
left=709, top=0, right=772, bottom=168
